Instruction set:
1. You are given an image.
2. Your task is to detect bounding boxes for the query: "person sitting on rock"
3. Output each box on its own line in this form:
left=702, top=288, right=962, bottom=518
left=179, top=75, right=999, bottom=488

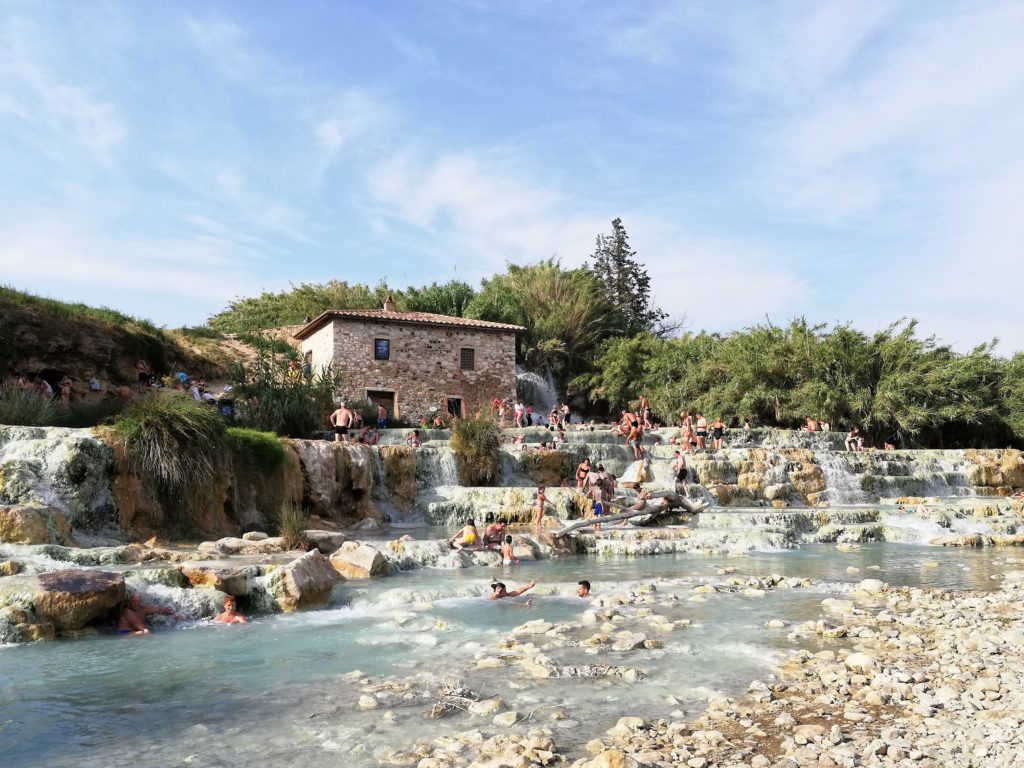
left=117, top=594, right=183, bottom=636
left=489, top=579, right=536, bottom=599
left=483, top=518, right=508, bottom=548
left=629, top=487, right=651, bottom=512
left=845, top=427, right=860, bottom=451
left=448, top=518, right=481, bottom=551
left=213, top=595, right=248, bottom=624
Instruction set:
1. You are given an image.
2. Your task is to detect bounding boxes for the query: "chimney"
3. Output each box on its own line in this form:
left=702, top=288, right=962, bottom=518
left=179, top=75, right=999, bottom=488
left=383, top=295, right=397, bottom=313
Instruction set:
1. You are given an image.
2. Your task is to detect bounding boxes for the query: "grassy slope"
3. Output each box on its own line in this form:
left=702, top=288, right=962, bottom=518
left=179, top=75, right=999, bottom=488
left=0, top=286, right=261, bottom=385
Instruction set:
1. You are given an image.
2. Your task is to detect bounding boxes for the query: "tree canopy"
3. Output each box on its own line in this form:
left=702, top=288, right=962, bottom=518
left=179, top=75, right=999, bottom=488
left=574, top=319, right=1019, bottom=448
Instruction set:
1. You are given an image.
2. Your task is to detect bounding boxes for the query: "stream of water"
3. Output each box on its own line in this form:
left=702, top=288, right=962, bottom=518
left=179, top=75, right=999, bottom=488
left=0, top=543, right=1012, bottom=768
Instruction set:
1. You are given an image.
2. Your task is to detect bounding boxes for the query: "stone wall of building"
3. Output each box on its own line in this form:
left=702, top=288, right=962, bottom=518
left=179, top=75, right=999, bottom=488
left=302, top=322, right=334, bottom=378
left=301, top=320, right=517, bottom=422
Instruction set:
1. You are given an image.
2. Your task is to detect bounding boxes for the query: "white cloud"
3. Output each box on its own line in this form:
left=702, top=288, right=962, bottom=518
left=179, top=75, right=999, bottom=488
left=0, top=216, right=265, bottom=307
left=0, top=19, right=125, bottom=153
left=368, top=149, right=807, bottom=328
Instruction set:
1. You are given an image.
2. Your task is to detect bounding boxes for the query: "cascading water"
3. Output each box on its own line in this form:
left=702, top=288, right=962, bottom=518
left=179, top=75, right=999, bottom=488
left=515, top=366, right=559, bottom=414
left=816, top=452, right=873, bottom=505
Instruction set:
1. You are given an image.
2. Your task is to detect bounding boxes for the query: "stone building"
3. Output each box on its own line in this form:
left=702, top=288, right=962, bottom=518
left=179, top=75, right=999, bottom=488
left=294, top=298, right=523, bottom=423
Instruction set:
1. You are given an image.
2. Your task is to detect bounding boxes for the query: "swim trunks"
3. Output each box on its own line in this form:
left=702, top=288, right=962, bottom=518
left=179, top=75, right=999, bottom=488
left=117, top=629, right=132, bottom=635
left=594, top=502, right=604, bottom=517
left=377, top=418, right=387, bottom=428
left=334, top=426, right=348, bottom=435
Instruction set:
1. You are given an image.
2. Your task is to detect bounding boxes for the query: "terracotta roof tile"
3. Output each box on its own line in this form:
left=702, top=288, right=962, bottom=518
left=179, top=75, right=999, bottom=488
left=294, top=309, right=525, bottom=339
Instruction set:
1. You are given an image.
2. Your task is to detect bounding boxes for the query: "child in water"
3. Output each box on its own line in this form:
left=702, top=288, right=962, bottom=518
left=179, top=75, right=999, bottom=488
left=500, top=534, right=518, bottom=565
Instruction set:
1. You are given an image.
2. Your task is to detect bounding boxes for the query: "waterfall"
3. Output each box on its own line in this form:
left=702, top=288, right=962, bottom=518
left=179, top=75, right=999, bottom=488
left=816, top=452, right=872, bottom=505
left=515, top=366, right=559, bottom=414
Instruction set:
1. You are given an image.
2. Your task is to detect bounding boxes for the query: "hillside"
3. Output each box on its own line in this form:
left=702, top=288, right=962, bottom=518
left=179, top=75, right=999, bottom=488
left=0, top=287, right=267, bottom=391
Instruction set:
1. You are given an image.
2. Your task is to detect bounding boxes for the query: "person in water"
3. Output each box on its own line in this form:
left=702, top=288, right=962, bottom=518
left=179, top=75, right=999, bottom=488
left=213, top=595, right=248, bottom=624
left=490, top=579, right=537, bottom=599
left=499, top=534, right=517, bottom=565
left=117, top=594, right=183, bottom=636
left=577, top=580, right=591, bottom=598
left=449, top=518, right=480, bottom=551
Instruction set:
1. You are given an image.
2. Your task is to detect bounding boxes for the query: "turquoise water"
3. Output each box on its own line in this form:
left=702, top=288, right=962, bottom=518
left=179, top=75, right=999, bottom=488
left=0, top=544, right=1011, bottom=767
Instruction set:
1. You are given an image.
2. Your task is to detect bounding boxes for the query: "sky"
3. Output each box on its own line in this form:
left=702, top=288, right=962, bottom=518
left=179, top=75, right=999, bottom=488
left=1, top=1, right=1022, bottom=352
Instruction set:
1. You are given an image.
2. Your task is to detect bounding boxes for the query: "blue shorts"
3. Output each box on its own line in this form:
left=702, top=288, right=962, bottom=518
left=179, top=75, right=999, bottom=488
left=594, top=502, right=604, bottom=517
left=377, top=418, right=387, bottom=428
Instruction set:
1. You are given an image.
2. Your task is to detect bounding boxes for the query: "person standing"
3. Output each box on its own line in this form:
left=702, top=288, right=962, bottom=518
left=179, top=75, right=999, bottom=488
left=329, top=402, right=354, bottom=442
left=377, top=402, right=388, bottom=429
left=534, top=485, right=546, bottom=534
left=672, top=451, right=688, bottom=495
left=694, top=413, right=708, bottom=450
left=710, top=417, right=727, bottom=451
left=627, top=420, right=645, bottom=460
left=575, top=457, right=592, bottom=488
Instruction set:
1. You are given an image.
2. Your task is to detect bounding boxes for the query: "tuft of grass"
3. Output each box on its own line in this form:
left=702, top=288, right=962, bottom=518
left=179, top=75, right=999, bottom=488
left=0, top=385, right=58, bottom=426
left=227, top=427, right=285, bottom=473
left=112, top=395, right=226, bottom=488
left=177, top=326, right=224, bottom=341
left=0, top=284, right=161, bottom=334
left=449, top=415, right=502, bottom=486
left=278, top=502, right=310, bottom=550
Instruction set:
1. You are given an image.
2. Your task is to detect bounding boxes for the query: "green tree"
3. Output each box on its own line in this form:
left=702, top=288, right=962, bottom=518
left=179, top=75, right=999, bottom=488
left=209, top=280, right=396, bottom=333
left=402, top=280, right=476, bottom=316
left=588, top=218, right=667, bottom=337
left=466, top=260, right=621, bottom=385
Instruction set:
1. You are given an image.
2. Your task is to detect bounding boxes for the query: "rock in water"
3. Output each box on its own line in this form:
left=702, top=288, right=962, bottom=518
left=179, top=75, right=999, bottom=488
left=303, top=529, right=348, bottom=554
left=268, top=550, right=341, bottom=611
left=33, top=569, right=125, bottom=630
left=0, top=504, right=76, bottom=545
left=330, top=541, right=388, bottom=578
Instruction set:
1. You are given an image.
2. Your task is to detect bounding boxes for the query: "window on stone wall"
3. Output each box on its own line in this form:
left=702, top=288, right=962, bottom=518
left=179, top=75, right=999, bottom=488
left=460, top=347, right=475, bottom=370
left=374, top=338, right=390, bottom=360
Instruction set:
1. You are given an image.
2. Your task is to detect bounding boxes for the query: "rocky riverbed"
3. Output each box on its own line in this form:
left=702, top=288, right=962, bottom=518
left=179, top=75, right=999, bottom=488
left=375, top=567, right=1024, bottom=768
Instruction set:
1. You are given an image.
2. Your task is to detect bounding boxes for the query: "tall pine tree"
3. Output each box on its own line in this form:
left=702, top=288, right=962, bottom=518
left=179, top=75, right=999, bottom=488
left=588, top=218, right=667, bottom=337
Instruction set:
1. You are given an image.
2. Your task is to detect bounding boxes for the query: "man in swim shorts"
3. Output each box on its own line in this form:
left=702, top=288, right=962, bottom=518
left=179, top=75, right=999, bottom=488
left=329, top=403, right=354, bottom=443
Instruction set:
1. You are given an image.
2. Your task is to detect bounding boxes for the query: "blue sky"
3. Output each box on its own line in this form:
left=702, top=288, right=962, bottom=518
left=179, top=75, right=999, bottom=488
left=1, top=1, right=1022, bottom=351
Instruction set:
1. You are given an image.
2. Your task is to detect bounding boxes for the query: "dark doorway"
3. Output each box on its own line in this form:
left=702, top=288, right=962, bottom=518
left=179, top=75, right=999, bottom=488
left=446, top=397, right=463, bottom=418
left=366, top=390, right=396, bottom=419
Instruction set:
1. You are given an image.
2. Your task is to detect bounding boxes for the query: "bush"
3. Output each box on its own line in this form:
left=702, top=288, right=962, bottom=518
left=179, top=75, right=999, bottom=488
left=227, top=427, right=285, bottom=473
left=227, top=337, right=341, bottom=438
left=278, top=502, right=309, bottom=550
left=450, top=415, right=502, bottom=486
left=0, top=385, right=58, bottom=426
left=112, top=395, right=226, bottom=488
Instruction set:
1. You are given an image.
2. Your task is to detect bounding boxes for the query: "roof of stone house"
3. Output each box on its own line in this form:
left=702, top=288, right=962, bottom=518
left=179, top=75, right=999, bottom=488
left=294, top=308, right=526, bottom=340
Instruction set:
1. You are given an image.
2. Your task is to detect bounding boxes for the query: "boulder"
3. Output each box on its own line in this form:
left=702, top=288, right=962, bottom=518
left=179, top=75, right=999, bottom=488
left=32, top=569, right=125, bottom=630
left=587, top=749, right=639, bottom=768
left=0, top=505, right=75, bottom=546
left=179, top=564, right=257, bottom=595
left=0, top=560, right=19, bottom=576
left=242, top=531, right=269, bottom=541
left=330, top=541, right=388, bottom=579
left=268, top=550, right=341, bottom=611
left=304, top=529, right=348, bottom=554
left=197, top=536, right=287, bottom=557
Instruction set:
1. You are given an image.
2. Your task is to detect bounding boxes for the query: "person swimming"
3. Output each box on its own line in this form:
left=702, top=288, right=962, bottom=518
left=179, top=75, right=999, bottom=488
left=489, top=579, right=536, bottom=599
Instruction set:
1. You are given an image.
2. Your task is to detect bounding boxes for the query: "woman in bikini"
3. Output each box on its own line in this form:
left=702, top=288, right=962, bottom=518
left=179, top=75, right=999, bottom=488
left=449, top=519, right=481, bottom=551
